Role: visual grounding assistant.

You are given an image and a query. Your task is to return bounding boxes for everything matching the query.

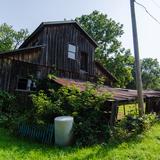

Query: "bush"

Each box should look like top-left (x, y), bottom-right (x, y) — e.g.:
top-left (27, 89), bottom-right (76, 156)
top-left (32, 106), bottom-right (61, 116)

top-left (31, 82), bottom-right (112, 146)
top-left (111, 113), bottom-right (157, 142)
top-left (0, 91), bottom-right (16, 127)
top-left (0, 90), bottom-right (34, 132)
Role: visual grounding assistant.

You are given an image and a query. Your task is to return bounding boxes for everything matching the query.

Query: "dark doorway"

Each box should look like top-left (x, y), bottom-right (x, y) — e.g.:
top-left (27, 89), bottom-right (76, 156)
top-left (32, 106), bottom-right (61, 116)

top-left (80, 52), bottom-right (88, 72)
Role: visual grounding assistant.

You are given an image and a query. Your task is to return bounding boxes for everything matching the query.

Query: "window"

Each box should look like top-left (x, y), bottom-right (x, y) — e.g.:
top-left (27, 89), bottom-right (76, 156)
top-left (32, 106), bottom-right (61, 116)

top-left (80, 52), bottom-right (88, 72)
top-left (17, 78), bottom-right (36, 91)
top-left (68, 44), bottom-right (76, 60)
top-left (17, 78), bottom-right (28, 90)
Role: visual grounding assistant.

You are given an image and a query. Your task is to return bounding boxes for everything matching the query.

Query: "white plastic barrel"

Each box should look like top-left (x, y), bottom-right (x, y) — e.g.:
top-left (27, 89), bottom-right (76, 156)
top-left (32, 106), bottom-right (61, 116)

top-left (54, 116), bottom-right (74, 146)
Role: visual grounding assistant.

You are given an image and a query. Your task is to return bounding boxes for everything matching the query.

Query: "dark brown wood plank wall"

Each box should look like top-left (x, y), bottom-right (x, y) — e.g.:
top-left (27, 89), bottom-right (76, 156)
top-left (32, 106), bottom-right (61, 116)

top-left (0, 23), bottom-right (97, 91)
top-left (0, 57), bottom-right (55, 91)
top-left (45, 23), bottom-right (96, 80)
top-left (20, 29), bottom-right (45, 65)
top-left (3, 23), bottom-right (96, 83)
top-left (0, 48), bottom-right (44, 91)
top-left (22, 30), bottom-right (44, 48)
top-left (75, 24), bottom-right (95, 78)
top-left (0, 58), bottom-right (12, 90)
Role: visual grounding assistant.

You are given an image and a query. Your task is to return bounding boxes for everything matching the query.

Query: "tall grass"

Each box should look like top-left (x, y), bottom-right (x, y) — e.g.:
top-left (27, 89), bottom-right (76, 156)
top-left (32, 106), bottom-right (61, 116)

top-left (0, 122), bottom-right (160, 160)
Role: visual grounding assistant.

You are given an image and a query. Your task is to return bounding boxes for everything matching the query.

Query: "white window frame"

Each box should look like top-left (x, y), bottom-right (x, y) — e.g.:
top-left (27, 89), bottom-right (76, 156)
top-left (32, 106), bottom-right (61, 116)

top-left (68, 44), bottom-right (76, 60)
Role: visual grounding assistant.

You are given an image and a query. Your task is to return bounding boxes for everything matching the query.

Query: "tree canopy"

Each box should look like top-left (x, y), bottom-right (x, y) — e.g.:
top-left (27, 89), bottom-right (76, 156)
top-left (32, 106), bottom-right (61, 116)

top-left (141, 58), bottom-right (160, 90)
top-left (76, 10), bottom-right (134, 87)
top-left (0, 23), bottom-right (29, 53)
top-left (76, 10), bottom-right (123, 58)
top-left (127, 58), bottom-right (160, 90)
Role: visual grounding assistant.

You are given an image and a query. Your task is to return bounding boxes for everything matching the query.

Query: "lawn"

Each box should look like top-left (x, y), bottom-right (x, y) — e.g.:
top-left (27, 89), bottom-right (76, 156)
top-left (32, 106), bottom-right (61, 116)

top-left (0, 123), bottom-right (160, 160)
top-left (117, 104), bottom-right (139, 120)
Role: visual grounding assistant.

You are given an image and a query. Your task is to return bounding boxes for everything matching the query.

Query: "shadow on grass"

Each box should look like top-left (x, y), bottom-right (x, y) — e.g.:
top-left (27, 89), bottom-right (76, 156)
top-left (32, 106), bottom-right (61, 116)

top-left (0, 128), bottom-right (79, 158)
top-left (0, 127), bottom-right (146, 160)
top-left (78, 135), bottom-right (144, 160)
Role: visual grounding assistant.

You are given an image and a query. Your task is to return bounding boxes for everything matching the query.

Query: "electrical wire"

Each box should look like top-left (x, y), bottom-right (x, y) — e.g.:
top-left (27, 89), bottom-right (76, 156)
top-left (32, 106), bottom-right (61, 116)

top-left (135, 0), bottom-right (160, 25)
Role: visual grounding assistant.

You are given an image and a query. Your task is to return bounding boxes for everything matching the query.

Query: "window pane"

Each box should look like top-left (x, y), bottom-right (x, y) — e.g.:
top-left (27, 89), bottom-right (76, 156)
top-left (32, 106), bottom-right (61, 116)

top-left (68, 51), bottom-right (75, 59)
top-left (17, 78), bottom-right (28, 90)
top-left (68, 44), bottom-right (76, 53)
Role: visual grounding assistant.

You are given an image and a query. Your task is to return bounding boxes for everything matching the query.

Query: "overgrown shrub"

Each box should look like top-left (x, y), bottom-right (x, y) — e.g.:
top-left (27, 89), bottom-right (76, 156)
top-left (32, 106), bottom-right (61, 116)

top-left (2, 75), bottom-right (157, 146)
top-left (30, 78), bottom-right (158, 146)
top-left (31, 82), bottom-right (112, 146)
top-left (0, 90), bottom-right (35, 132)
top-left (111, 113), bottom-right (157, 142)
top-left (0, 90), bottom-right (16, 128)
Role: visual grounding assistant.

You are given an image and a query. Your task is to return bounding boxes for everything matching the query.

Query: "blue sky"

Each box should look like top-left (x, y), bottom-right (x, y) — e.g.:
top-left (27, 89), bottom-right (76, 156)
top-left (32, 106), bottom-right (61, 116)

top-left (1, 0), bottom-right (160, 62)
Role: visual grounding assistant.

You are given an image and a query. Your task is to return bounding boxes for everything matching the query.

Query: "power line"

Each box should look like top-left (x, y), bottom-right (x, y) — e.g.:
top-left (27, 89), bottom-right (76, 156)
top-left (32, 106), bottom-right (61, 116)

top-left (150, 0), bottom-right (160, 9)
top-left (135, 0), bottom-right (160, 25)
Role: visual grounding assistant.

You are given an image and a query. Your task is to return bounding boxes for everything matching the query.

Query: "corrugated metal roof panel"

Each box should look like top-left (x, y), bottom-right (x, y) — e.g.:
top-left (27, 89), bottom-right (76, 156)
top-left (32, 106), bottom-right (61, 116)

top-left (53, 77), bottom-right (160, 101)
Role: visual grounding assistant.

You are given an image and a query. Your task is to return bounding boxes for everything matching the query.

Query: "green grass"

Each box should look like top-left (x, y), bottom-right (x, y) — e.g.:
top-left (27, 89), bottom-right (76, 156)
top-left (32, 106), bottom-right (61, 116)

top-left (117, 103), bottom-right (147, 120)
top-left (117, 104), bottom-right (139, 119)
top-left (1, 123), bottom-right (160, 160)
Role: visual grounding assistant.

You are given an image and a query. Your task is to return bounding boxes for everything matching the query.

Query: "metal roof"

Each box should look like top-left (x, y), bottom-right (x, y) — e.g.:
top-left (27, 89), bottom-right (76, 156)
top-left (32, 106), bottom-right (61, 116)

top-left (53, 77), bottom-right (160, 101)
top-left (20, 20), bottom-right (98, 48)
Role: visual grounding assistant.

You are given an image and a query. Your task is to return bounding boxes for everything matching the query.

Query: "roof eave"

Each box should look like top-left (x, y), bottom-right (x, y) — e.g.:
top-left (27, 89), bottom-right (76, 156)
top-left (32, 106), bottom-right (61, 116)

top-left (0, 45), bottom-right (45, 57)
top-left (19, 23), bottom-right (44, 48)
top-left (19, 21), bottom-right (98, 49)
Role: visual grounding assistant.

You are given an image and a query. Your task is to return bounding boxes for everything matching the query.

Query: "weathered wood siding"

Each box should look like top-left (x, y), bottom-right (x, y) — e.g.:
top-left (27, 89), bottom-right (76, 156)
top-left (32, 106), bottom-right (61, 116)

top-left (0, 47), bottom-right (43, 64)
top-left (20, 23), bottom-right (96, 80)
top-left (0, 47), bottom-right (52, 91)
top-left (0, 58), bottom-right (12, 90)
top-left (0, 23), bottom-right (97, 92)
top-left (94, 65), bottom-right (113, 86)
top-left (43, 24), bottom-right (96, 80)
top-left (0, 58), bottom-right (54, 91)
top-left (21, 31), bottom-right (44, 48)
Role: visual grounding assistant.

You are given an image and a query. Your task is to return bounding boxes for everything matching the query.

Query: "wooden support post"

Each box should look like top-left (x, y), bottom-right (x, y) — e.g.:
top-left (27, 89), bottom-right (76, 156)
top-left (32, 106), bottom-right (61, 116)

top-left (156, 98), bottom-right (160, 113)
top-left (135, 103), bottom-right (138, 114)
top-left (110, 101), bottom-right (118, 126)
top-left (145, 98), bottom-right (151, 114)
top-left (123, 105), bottom-right (126, 116)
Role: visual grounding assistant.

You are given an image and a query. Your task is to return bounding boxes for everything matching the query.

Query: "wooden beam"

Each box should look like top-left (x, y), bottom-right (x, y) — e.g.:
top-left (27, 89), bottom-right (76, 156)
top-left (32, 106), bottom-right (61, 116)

top-left (110, 101), bottom-right (118, 126)
top-left (123, 105), bottom-right (126, 116)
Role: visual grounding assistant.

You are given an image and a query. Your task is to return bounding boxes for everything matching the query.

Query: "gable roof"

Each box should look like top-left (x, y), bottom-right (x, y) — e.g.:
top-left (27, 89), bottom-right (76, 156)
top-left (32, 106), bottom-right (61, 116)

top-left (94, 61), bottom-right (118, 83)
top-left (20, 20), bottom-right (98, 48)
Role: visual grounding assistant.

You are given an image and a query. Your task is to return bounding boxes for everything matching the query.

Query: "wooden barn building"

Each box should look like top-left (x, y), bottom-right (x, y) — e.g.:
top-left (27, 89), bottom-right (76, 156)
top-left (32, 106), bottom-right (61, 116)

top-left (0, 21), bottom-right (117, 90)
top-left (0, 21), bottom-right (160, 124)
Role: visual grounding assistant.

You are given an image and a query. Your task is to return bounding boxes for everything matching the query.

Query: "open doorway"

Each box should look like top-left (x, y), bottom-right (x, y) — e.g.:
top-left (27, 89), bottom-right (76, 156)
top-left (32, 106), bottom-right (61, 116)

top-left (80, 52), bottom-right (88, 72)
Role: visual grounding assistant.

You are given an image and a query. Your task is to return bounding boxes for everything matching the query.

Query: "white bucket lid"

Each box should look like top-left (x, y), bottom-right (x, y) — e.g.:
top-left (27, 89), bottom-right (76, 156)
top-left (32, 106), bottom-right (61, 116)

top-left (55, 116), bottom-right (73, 121)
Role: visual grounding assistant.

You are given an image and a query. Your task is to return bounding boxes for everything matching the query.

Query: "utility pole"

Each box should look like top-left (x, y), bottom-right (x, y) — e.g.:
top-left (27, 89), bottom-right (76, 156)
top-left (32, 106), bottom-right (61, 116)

top-left (130, 0), bottom-right (145, 116)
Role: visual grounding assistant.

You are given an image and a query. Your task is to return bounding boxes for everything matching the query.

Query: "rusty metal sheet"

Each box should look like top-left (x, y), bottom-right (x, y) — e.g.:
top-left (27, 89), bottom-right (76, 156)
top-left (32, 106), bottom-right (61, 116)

top-left (53, 77), bottom-right (160, 101)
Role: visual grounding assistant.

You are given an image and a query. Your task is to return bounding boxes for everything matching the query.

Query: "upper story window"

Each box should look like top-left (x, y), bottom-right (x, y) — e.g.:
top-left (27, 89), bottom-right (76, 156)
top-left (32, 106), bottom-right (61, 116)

top-left (68, 44), bottom-right (76, 60)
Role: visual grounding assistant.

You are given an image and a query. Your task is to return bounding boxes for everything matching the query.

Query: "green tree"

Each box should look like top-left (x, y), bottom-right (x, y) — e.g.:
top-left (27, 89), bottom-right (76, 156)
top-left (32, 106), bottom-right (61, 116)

top-left (127, 58), bottom-right (160, 90)
top-left (141, 58), bottom-right (160, 90)
top-left (76, 11), bottom-right (134, 87)
top-left (105, 49), bottom-right (134, 87)
top-left (0, 23), bottom-right (29, 52)
top-left (76, 10), bottom-right (123, 58)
